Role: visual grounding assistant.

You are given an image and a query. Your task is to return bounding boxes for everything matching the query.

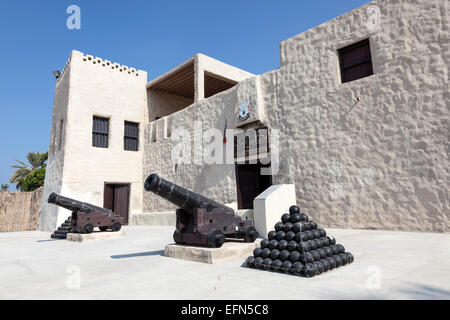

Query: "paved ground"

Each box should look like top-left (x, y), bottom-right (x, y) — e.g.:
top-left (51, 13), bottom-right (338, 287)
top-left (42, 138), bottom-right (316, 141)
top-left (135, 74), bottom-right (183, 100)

top-left (0, 226), bottom-right (449, 299)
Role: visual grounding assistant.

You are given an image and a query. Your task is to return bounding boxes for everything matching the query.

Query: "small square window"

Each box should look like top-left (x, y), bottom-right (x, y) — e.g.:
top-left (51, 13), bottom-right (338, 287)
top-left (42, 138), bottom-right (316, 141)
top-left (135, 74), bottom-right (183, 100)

top-left (124, 121), bottom-right (139, 151)
top-left (92, 116), bottom-right (109, 148)
top-left (338, 38), bottom-right (374, 83)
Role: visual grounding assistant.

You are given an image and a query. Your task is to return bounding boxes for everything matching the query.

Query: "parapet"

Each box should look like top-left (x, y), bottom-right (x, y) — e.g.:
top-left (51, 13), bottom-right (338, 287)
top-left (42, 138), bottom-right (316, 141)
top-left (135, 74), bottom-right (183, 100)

top-left (58, 50), bottom-right (147, 82)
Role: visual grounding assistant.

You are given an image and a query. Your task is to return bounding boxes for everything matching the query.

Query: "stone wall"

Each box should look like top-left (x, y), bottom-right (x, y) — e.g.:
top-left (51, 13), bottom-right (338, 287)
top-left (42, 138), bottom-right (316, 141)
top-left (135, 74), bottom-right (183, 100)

top-left (141, 0), bottom-right (449, 232)
top-left (0, 188), bottom-right (43, 232)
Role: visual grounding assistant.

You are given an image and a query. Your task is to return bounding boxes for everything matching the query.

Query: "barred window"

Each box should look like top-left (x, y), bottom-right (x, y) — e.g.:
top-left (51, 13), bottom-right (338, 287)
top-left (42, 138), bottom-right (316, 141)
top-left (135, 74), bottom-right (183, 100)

top-left (92, 116), bottom-right (109, 148)
top-left (338, 38), bottom-right (373, 83)
top-left (124, 121), bottom-right (139, 151)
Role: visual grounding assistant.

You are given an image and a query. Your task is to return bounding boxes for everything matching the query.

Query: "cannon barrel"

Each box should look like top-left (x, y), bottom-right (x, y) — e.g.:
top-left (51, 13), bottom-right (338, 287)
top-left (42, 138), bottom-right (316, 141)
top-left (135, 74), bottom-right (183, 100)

top-left (144, 173), bottom-right (234, 215)
top-left (48, 192), bottom-right (112, 215)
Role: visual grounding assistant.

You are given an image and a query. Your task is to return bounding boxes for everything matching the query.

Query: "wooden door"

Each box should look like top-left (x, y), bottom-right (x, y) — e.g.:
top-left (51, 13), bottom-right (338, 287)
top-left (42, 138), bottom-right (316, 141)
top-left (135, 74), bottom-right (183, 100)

top-left (236, 163), bottom-right (272, 209)
top-left (114, 184), bottom-right (130, 225)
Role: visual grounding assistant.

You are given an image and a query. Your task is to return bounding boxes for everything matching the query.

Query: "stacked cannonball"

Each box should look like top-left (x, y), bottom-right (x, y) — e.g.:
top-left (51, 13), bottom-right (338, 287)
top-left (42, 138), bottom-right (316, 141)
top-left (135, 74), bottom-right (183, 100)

top-left (245, 205), bottom-right (354, 277)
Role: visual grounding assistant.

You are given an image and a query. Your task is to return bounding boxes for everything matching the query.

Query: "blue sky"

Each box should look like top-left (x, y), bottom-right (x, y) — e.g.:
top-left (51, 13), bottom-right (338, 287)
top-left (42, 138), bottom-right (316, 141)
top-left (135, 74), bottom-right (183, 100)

top-left (0, 0), bottom-right (368, 190)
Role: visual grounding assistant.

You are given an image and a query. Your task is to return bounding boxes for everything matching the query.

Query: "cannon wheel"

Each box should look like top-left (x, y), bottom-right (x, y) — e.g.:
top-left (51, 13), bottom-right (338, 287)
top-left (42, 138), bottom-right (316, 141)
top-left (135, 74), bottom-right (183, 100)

top-left (111, 222), bottom-right (121, 232)
top-left (206, 229), bottom-right (225, 248)
top-left (99, 226), bottom-right (109, 232)
top-left (242, 226), bottom-right (258, 243)
top-left (81, 223), bottom-right (94, 234)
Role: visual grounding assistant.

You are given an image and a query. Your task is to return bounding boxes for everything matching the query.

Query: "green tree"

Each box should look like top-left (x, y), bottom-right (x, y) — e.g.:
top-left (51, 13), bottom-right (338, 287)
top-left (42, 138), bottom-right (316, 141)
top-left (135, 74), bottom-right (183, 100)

top-left (1, 184), bottom-right (9, 191)
top-left (9, 152), bottom-right (48, 191)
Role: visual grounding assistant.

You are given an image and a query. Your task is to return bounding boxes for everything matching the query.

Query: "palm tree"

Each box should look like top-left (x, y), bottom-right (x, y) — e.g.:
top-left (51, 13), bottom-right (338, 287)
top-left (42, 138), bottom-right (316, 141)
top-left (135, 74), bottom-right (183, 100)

top-left (9, 152), bottom-right (48, 190)
top-left (1, 184), bottom-right (9, 191)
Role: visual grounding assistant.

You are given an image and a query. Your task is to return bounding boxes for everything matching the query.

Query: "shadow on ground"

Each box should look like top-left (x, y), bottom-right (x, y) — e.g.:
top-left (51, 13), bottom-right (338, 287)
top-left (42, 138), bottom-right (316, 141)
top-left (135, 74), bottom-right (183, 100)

top-left (110, 250), bottom-right (164, 259)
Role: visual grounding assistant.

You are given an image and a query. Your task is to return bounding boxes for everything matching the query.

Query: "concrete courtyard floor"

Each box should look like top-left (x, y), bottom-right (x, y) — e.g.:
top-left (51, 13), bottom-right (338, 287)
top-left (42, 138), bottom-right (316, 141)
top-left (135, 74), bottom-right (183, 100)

top-left (0, 226), bottom-right (449, 300)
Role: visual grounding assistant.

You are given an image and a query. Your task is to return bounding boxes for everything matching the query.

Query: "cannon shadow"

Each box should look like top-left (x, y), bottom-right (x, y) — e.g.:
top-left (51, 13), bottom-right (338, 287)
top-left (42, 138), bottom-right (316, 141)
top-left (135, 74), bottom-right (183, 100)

top-left (110, 249), bottom-right (164, 259)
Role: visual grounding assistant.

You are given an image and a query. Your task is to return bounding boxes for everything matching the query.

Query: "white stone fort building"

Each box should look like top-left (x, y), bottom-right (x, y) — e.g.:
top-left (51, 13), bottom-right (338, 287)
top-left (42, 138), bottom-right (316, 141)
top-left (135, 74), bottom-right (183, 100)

top-left (39, 0), bottom-right (449, 233)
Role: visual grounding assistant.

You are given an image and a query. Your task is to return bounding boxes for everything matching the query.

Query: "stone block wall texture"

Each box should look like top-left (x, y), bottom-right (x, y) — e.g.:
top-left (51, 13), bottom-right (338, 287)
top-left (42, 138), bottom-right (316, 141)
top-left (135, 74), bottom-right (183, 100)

top-left (0, 188), bottom-right (43, 232)
top-left (143, 0), bottom-right (449, 232)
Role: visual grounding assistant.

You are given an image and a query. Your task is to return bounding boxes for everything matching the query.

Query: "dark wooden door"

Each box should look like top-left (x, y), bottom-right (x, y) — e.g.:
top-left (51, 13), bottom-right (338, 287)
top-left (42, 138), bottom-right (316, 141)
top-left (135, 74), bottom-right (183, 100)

top-left (114, 185), bottom-right (130, 224)
top-left (103, 183), bottom-right (130, 225)
top-left (236, 163), bottom-right (272, 209)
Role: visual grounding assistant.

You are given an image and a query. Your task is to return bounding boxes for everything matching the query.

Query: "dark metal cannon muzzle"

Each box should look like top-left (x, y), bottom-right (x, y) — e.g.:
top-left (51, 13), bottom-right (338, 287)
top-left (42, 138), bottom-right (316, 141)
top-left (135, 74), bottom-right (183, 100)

top-left (144, 174), bottom-right (235, 215)
top-left (47, 192), bottom-right (112, 215)
top-left (144, 173), bottom-right (258, 248)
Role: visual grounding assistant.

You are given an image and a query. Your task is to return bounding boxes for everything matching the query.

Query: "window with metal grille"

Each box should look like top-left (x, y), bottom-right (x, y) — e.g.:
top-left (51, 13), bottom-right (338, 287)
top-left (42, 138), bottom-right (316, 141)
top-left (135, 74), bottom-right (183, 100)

top-left (338, 38), bottom-right (374, 83)
top-left (124, 121), bottom-right (139, 151)
top-left (92, 116), bottom-right (109, 148)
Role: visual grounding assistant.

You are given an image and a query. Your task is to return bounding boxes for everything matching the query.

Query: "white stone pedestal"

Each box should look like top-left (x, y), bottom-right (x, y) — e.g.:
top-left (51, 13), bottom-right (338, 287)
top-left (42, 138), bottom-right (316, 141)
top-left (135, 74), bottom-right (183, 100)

top-left (66, 231), bottom-right (125, 242)
top-left (164, 239), bottom-right (260, 264)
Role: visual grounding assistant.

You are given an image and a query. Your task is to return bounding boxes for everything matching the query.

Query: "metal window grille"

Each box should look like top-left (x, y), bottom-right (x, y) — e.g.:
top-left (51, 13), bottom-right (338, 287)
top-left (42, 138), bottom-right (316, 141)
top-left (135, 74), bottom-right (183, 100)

top-left (338, 38), bottom-right (374, 83)
top-left (92, 116), bottom-right (109, 148)
top-left (124, 121), bottom-right (139, 151)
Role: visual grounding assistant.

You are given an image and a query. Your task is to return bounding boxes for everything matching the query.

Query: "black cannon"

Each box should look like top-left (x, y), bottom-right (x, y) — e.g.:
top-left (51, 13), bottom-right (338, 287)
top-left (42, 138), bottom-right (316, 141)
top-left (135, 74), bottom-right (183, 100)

top-left (144, 174), bottom-right (258, 248)
top-left (48, 192), bottom-right (123, 236)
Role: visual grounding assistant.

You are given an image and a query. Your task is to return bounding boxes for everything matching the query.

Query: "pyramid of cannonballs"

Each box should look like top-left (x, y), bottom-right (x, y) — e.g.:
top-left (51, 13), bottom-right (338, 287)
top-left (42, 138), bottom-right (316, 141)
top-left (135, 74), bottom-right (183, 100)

top-left (245, 205), bottom-right (354, 277)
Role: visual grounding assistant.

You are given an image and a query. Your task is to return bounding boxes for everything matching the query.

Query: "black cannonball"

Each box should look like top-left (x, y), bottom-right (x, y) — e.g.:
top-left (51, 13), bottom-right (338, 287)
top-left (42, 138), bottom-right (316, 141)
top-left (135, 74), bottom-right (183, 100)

top-left (277, 239), bottom-right (288, 250)
top-left (323, 246), bottom-right (333, 257)
top-left (292, 223), bottom-right (301, 233)
top-left (291, 262), bottom-right (304, 275)
top-left (318, 229), bottom-right (326, 237)
top-left (309, 221), bottom-right (317, 229)
top-left (254, 257), bottom-right (264, 268)
top-left (304, 222), bottom-right (312, 231)
top-left (301, 252), bottom-right (314, 264)
top-left (271, 259), bottom-right (282, 271)
top-left (290, 213), bottom-right (301, 223)
top-left (281, 260), bottom-right (293, 272)
top-left (276, 231), bottom-right (286, 241)
top-left (274, 222), bottom-right (284, 232)
top-left (279, 250), bottom-right (290, 261)
top-left (325, 256), bottom-right (336, 270)
top-left (289, 205), bottom-right (300, 215)
top-left (336, 244), bottom-right (345, 254)
top-left (339, 253), bottom-right (349, 265)
top-left (333, 255), bottom-right (343, 267)
top-left (269, 239), bottom-right (278, 250)
top-left (303, 263), bottom-right (318, 277)
top-left (262, 258), bottom-right (273, 270)
top-left (305, 231), bottom-right (314, 241)
top-left (327, 235), bottom-right (336, 245)
top-left (285, 231), bottom-right (296, 242)
top-left (308, 240), bottom-right (317, 250)
top-left (284, 222), bottom-right (293, 232)
top-left (320, 259), bottom-right (330, 272)
top-left (320, 237), bottom-right (330, 247)
top-left (297, 241), bottom-right (310, 253)
top-left (261, 248), bottom-right (271, 259)
top-left (281, 214), bottom-right (291, 223)
top-left (269, 249), bottom-right (280, 260)
top-left (260, 239), bottom-right (270, 249)
top-left (346, 252), bottom-right (354, 263)
top-left (330, 245), bottom-right (340, 255)
top-left (312, 229), bottom-right (321, 239)
top-left (267, 231), bottom-right (277, 240)
top-left (295, 232), bottom-right (308, 243)
top-left (289, 251), bottom-right (301, 263)
top-left (310, 250), bottom-right (321, 261)
top-left (299, 213), bottom-right (309, 222)
top-left (317, 248), bottom-right (327, 259)
top-left (246, 256), bottom-right (255, 267)
top-left (315, 261), bottom-right (325, 274)
top-left (313, 239), bottom-right (323, 249)
top-left (253, 247), bottom-right (262, 258)
top-left (287, 240), bottom-right (298, 252)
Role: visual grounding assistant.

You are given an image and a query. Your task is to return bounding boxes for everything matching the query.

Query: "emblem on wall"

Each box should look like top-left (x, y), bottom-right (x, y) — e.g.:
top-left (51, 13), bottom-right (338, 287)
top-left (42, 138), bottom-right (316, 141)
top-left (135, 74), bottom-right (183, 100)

top-left (236, 101), bottom-right (252, 121)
